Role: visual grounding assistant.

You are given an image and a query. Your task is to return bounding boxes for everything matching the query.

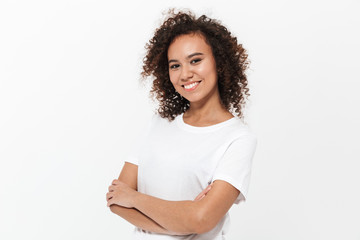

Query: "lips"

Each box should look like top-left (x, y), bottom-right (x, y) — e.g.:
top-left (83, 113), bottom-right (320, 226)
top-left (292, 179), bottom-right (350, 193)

top-left (182, 81), bottom-right (202, 91)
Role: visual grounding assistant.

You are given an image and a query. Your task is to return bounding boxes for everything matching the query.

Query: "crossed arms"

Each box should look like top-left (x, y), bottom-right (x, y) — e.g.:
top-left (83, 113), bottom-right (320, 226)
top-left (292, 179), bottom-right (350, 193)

top-left (106, 162), bottom-right (240, 235)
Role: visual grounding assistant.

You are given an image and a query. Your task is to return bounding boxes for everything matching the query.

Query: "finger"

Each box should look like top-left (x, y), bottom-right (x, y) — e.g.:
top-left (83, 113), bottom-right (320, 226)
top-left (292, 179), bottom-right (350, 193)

top-left (200, 184), bottom-right (212, 195)
top-left (198, 194), bottom-right (205, 201)
top-left (194, 184), bottom-right (212, 201)
top-left (112, 179), bottom-right (119, 185)
top-left (107, 198), bottom-right (117, 207)
top-left (194, 194), bottom-right (203, 201)
top-left (194, 191), bottom-right (207, 201)
top-left (108, 185), bottom-right (114, 192)
top-left (106, 192), bottom-right (113, 201)
top-left (194, 191), bottom-right (206, 201)
top-left (203, 184), bottom-right (212, 194)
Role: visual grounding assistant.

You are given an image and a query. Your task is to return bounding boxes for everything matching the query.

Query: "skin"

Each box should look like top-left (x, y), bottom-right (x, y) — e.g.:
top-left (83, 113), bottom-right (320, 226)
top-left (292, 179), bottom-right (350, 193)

top-left (107, 33), bottom-right (240, 235)
top-left (108, 162), bottom-right (214, 235)
top-left (108, 162), bottom-right (211, 235)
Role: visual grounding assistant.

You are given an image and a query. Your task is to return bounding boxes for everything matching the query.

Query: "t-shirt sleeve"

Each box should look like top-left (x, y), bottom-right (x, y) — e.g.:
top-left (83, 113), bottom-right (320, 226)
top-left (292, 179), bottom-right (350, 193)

top-left (123, 114), bottom-right (156, 166)
top-left (212, 131), bottom-right (257, 204)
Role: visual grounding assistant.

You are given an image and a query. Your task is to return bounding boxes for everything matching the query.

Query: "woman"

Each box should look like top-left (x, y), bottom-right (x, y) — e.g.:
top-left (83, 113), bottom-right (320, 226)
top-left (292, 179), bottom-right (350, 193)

top-left (106, 9), bottom-right (257, 239)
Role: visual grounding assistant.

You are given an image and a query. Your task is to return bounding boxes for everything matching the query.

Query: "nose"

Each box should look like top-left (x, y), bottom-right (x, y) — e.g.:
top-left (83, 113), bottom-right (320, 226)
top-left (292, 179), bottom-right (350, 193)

top-left (180, 65), bottom-right (193, 82)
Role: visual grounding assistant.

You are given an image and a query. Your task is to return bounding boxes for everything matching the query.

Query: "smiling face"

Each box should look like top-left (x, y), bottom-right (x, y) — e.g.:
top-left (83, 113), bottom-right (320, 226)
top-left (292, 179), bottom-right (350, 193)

top-left (167, 33), bottom-right (220, 105)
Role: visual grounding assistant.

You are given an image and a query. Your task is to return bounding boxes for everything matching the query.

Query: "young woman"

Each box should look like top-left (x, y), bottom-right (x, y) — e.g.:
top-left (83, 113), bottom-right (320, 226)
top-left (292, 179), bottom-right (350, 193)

top-left (106, 9), bottom-right (257, 239)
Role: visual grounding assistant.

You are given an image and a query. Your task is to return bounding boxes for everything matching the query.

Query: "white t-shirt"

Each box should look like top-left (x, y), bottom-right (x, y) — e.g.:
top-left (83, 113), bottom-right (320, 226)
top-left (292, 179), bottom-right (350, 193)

top-left (125, 113), bottom-right (257, 240)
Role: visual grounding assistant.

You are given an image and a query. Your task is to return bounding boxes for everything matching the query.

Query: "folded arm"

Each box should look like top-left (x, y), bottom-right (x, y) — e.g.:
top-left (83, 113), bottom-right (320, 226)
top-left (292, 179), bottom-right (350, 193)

top-left (108, 170), bottom-right (239, 234)
top-left (130, 180), bottom-right (239, 234)
top-left (109, 205), bottom-right (189, 235)
top-left (108, 162), bottom-right (191, 235)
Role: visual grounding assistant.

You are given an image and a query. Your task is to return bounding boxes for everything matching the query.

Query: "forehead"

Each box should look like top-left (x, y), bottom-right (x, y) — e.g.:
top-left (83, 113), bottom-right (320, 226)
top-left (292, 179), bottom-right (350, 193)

top-left (167, 33), bottom-right (212, 58)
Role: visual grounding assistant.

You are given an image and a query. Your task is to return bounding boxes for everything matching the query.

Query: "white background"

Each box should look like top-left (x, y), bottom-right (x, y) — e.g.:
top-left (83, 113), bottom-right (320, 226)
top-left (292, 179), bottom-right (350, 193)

top-left (0, 0), bottom-right (359, 239)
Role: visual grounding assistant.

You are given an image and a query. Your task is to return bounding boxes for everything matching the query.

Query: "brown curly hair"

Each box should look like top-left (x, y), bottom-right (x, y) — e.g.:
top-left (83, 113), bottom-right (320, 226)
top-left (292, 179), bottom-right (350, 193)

top-left (142, 9), bottom-right (250, 121)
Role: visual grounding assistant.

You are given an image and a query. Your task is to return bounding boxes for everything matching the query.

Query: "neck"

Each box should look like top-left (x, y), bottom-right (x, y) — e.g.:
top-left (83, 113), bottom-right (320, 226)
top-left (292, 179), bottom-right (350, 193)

top-left (185, 89), bottom-right (230, 119)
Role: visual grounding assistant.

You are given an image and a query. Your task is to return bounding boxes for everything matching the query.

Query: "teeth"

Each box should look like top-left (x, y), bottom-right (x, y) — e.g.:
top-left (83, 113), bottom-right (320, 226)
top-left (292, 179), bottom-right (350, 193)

top-left (184, 82), bottom-right (199, 89)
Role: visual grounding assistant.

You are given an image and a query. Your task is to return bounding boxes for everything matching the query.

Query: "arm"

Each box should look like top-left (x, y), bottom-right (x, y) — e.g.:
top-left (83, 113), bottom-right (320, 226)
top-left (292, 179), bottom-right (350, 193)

top-left (108, 162), bottom-right (190, 235)
top-left (109, 206), bottom-right (175, 234)
top-left (108, 179), bottom-right (239, 234)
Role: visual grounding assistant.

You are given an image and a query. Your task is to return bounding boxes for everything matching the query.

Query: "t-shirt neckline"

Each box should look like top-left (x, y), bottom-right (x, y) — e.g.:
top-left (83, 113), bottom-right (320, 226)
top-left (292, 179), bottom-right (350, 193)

top-left (176, 112), bottom-right (237, 133)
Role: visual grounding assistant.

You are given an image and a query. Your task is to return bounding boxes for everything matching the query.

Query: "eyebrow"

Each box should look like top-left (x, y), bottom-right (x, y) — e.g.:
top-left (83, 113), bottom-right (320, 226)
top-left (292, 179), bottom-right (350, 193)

top-left (168, 52), bottom-right (204, 64)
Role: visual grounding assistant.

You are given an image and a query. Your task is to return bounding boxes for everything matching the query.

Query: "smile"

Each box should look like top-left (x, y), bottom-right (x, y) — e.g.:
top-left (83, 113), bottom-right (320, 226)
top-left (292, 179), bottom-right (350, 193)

top-left (182, 81), bottom-right (201, 91)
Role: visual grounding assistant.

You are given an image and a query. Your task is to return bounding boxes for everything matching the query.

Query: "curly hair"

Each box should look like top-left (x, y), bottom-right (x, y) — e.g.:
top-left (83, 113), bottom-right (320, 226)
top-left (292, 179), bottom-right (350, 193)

top-left (142, 9), bottom-right (250, 121)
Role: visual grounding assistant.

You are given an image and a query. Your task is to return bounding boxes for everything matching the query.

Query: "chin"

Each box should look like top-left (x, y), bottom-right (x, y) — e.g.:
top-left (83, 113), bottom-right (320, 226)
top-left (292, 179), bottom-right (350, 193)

top-left (183, 96), bottom-right (203, 104)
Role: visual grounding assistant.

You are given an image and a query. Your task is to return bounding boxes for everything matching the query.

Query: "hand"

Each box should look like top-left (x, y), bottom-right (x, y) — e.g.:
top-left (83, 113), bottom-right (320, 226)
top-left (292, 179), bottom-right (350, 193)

top-left (194, 183), bottom-right (213, 201)
top-left (106, 179), bottom-right (137, 208)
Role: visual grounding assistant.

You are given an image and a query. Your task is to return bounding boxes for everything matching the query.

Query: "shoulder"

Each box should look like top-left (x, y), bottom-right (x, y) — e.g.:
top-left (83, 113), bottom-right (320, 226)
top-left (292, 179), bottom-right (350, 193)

top-left (226, 118), bottom-right (257, 143)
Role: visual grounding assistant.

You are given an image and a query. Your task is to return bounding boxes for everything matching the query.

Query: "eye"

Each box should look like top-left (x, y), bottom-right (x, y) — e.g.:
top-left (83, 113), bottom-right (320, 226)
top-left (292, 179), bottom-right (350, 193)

top-left (190, 58), bottom-right (202, 64)
top-left (170, 64), bottom-right (180, 69)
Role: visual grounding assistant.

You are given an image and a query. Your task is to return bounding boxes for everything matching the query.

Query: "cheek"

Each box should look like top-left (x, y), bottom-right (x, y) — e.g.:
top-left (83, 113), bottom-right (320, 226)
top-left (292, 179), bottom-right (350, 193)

top-left (198, 65), bottom-right (217, 81)
top-left (198, 60), bottom-right (216, 77)
top-left (168, 71), bottom-right (178, 85)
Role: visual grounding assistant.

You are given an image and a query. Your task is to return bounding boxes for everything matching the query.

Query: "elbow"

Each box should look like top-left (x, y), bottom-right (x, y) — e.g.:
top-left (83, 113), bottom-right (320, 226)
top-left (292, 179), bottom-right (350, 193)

top-left (109, 205), bottom-right (128, 217)
top-left (109, 205), bottom-right (117, 213)
top-left (109, 204), bottom-right (121, 214)
top-left (192, 211), bottom-right (217, 234)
